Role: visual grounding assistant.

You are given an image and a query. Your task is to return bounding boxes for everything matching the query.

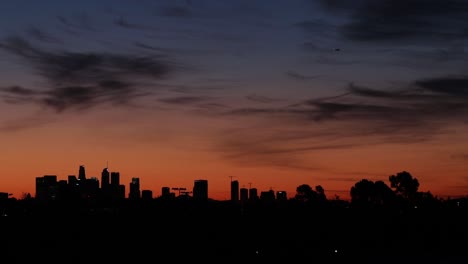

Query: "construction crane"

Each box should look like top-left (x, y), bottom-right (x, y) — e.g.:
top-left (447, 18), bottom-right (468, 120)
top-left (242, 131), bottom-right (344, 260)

top-left (180, 191), bottom-right (192, 197)
top-left (171, 187), bottom-right (187, 196)
top-left (228, 175), bottom-right (236, 182)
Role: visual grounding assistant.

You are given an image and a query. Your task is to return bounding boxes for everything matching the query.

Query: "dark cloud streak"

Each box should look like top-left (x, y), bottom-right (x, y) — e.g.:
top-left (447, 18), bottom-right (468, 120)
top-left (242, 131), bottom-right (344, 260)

top-left (286, 71), bottom-right (322, 81)
top-left (0, 35), bottom-right (177, 112)
top-left (221, 74), bottom-right (468, 164)
top-left (158, 96), bottom-right (211, 105)
top-left (316, 0), bottom-right (468, 43)
top-left (245, 94), bottom-right (284, 104)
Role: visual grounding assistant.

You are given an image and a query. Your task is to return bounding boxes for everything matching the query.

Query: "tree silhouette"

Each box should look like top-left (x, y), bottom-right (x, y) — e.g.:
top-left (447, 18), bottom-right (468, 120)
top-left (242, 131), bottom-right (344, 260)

top-left (389, 171), bottom-right (419, 200)
top-left (315, 185), bottom-right (326, 200)
top-left (350, 179), bottom-right (375, 206)
top-left (295, 184), bottom-right (317, 202)
top-left (350, 179), bottom-right (395, 207)
top-left (373, 180), bottom-right (396, 206)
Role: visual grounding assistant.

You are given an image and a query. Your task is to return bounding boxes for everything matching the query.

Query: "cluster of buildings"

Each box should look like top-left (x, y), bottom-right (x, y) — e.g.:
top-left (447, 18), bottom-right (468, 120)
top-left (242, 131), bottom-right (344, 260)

top-left (32, 165), bottom-right (288, 202)
top-left (228, 179), bottom-right (287, 202)
top-left (35, 165), bottom-right (147, 202)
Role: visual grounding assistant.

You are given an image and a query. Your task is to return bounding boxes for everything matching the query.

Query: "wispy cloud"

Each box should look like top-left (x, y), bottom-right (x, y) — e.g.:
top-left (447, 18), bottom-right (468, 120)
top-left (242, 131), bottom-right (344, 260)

top-left (213, 74), bottom-right (468, 169)
top-left (285, 71), bottom-right (322, 81)
top-left (0, 36), bottom-right (177, 112)
top-left (245, 94), bottom-right (285, 104)
top-left (229, 75), bottom-right (468, 127)
top-left (158, 96), bottom-right (212, 105)
top-left (213, 134), bottom-right (324, 171)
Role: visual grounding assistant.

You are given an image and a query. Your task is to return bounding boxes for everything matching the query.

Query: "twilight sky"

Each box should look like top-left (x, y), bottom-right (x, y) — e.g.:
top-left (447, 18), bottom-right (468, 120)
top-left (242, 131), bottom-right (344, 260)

top-left (1, 0), bottom-right (468, 200)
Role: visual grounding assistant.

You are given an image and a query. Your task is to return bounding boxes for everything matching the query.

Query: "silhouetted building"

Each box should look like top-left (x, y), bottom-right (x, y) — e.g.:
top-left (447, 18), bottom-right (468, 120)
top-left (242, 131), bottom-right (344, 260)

top-left (0, 192), bottom-right (8, 201)
top-left (100, 167), bottom-right (110, 200)
top-left (85, 177), bottom-right (100, 199)
top-left (231, 180), bottom-right (239, 201)
top-left (240, 188), bottom-right (248, 201)
top-left (78, 165), bottom-right (86, 181)
top-left (161, 186), bottom-right (175, 199)
top-left (129, 177), bottom-right (141, 199)
top-left (260, 190), bottom-right (275, 201)
top-left (276, 191), bottom-right (287, 201)
top-left (68, 175), bottom-right (78, 186)
top-left (142, 190), bottom-right (153, 200)
top-left (36, 175), bottom-right (58, 201)
top-left (172, 187), bottom-right (188, 197)
top-left (57, 180), bottom-right (68, 200)
top-left (249, 188), bottom-right (258, 200)
top-left (117, 184), bottom-right (125, 200)
top-left (162, 187), bottom-right (170, 196)
top-left (101, 168), bottom-right (110, 188)
top-left (67, 175), bottom-right (80, 200)
top-left (111, 172), bottom-right (120, 186)
top-left (110, 172), bottom-right (124, 200)
top-left (193, 179), bottom-right (208, 200)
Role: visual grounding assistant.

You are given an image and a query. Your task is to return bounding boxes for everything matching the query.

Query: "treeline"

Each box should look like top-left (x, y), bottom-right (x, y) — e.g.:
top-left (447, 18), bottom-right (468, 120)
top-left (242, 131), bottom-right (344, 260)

top-left (293, 171), bottom-right (448, 210)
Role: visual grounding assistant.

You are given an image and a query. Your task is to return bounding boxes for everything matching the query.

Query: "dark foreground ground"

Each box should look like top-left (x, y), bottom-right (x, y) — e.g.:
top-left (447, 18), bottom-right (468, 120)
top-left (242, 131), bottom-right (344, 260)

top-left (1, 201), bottom-right (468, 263)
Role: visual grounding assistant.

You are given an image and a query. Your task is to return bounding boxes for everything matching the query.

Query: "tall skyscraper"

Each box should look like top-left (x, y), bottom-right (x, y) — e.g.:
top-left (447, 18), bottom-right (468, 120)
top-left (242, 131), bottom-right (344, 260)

top-left (101, 167), bottom-right (110, 199)
top-left (78, 165), bottom-right (86, 181)
top-left (85, 177), bottom-right (100, 199)
top-left (193, 179), bottom-right (208, 200)
top-left (129, 177), bottom-right (141, 199)
top-left (101, 167), bottom-right (110, 190)
top-left (109, 172), bottom-right (124, 199)
top-left (231, 180), bottom-right (239, 201)
top-left (111, 172), bottom-right (120, 186)
top-left (240, 187), bottom-right (248, 202)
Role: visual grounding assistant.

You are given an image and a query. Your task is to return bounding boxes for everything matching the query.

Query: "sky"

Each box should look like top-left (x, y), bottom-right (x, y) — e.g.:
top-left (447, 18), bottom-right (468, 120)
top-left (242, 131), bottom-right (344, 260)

top-left (1, 0), bottom-right (468, 201)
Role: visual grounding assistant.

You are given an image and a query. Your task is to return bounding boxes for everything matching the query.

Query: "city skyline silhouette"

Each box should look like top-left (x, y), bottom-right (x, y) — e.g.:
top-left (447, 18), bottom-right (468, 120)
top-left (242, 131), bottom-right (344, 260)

top-left (0, 163), bottom-right (463, 205)
top-left (4, 163), bottom-right (464, 203)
